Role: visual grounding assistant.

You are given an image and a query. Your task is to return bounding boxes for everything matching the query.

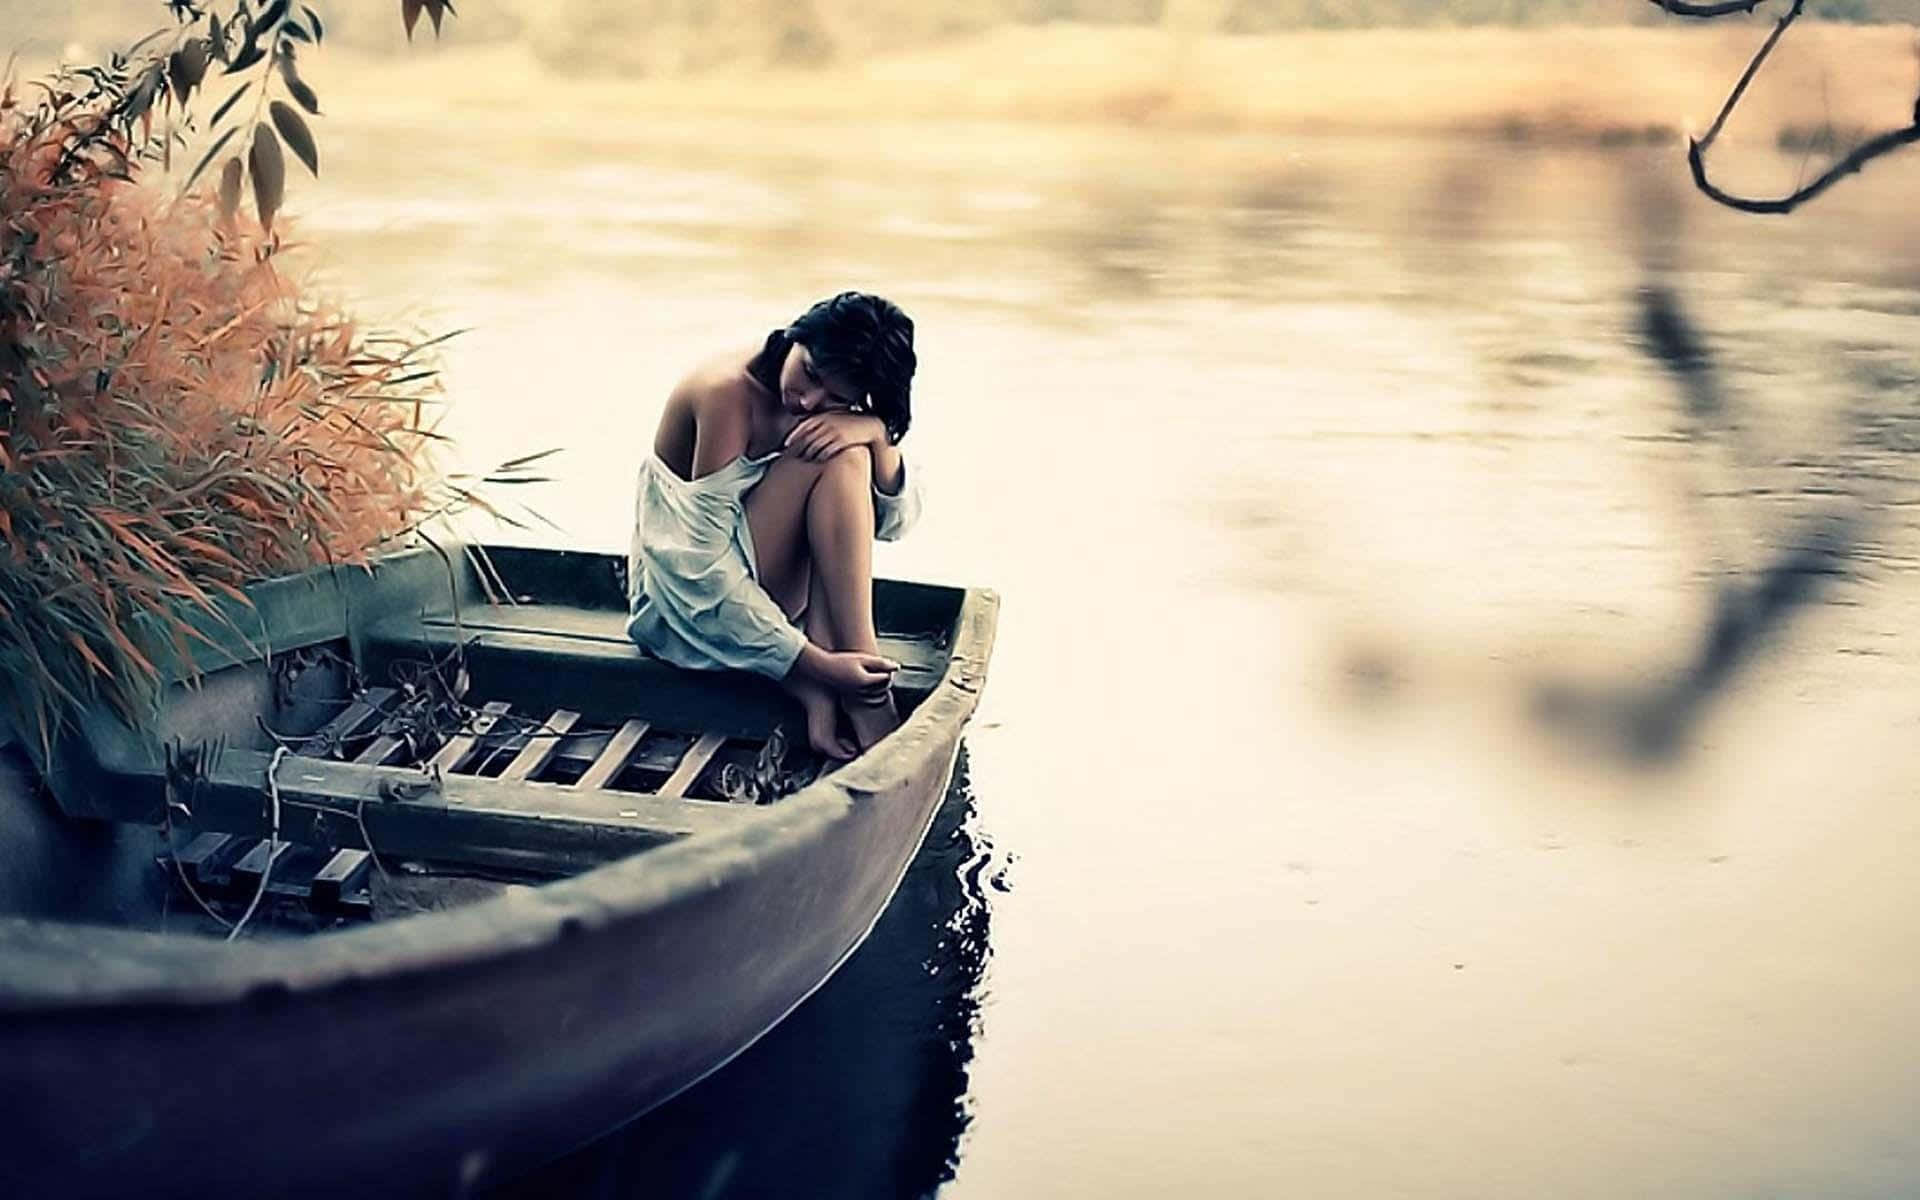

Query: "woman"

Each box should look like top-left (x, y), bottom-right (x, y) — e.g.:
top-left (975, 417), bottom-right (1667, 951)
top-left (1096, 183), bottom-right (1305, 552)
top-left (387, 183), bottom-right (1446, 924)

top-left (626, 292), bottom-right (923, 760)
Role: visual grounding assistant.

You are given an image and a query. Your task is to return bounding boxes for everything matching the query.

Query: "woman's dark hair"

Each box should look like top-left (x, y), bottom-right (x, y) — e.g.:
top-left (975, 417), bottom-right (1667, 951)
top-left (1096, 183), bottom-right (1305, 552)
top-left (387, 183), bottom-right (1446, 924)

top-left (748, 291), bottom-right (917, 443)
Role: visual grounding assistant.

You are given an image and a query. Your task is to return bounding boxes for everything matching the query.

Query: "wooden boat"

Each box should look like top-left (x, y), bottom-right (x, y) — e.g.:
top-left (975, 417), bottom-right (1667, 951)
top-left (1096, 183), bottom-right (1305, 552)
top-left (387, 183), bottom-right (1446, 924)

top-left (505, 753), bottom-right (994, 1198)
top-left (0, 544), bottom-right (996, 1198)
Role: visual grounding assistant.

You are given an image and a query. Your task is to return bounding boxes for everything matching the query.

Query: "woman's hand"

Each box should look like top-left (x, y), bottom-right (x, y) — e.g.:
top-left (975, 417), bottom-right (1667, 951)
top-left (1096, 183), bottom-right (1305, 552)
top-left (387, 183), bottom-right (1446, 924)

top-left (808, 648), bottom-right (899, 701)
top-left (784, 412), bottom-right (885, 462)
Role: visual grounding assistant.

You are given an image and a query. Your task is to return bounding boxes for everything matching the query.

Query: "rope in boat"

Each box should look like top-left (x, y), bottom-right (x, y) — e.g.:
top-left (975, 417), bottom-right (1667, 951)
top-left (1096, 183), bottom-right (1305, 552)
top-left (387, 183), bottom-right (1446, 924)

top-left (226, 744), bottom-right (286, 942)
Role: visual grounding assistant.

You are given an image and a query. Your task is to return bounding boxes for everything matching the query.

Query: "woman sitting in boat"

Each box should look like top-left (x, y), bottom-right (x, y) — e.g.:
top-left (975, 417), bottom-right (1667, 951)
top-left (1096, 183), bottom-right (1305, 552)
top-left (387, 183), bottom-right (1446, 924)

top-left (627, 292), bottom-right (922, 760)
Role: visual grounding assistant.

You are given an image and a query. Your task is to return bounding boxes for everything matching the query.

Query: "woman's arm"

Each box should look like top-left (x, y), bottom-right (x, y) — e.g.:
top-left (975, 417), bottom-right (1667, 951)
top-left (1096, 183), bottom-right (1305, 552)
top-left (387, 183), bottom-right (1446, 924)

top-left (783, 412), bottom-right (922, 539)
top-left (868, 438), bottom-right (907, 497)
top-left (789, 641), bottom-right (898, 700)
top-left (689, 386), bottom-right (751, 479)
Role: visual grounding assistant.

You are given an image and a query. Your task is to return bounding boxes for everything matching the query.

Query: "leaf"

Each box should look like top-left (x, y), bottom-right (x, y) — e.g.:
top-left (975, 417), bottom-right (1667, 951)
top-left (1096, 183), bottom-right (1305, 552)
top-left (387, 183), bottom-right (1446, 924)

top-left (208, 81), bottom-right (250, 127)
top-left (185, 38), bottom-right (210, 85)
top-left (402, 0), bottom-right (425, 40)
top-left (278, 55), bottom-right (320, 114)
top-left (168, 39), bottom-right (208, 102)
top-left (490, 447), bottom-right (563, 472)
top-left (125, 64), bottom-right (164, 122)
top-left (218, 155), bottom-right (242, 218)
top-left (430, 1), bottom-right (457, 35)
top-left (250, 0), bottom-right (291, 41)
top-left (303, 6), bottom-right (325, 43)
top-left (168, 50), bottom-right (192, 104)
top-left (269, 101), bottom-right (317, 176)
top-left (225, 37), bottom-right (267, 75)
top-left (248, 122), bottom-right (285, 230)
top-left (184, 124), bottom-right (237, 191)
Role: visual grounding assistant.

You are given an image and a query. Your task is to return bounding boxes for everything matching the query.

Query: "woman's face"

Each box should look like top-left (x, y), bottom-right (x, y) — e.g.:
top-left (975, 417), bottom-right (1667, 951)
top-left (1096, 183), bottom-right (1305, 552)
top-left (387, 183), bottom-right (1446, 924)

top-left (777, 342), bottom-right (863, 418)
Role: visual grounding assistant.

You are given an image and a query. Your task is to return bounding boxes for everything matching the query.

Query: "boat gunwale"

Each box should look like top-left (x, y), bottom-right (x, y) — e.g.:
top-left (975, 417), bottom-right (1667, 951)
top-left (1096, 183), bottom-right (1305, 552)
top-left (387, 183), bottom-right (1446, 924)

top-left (0, 571), bottom-right (998, 1013)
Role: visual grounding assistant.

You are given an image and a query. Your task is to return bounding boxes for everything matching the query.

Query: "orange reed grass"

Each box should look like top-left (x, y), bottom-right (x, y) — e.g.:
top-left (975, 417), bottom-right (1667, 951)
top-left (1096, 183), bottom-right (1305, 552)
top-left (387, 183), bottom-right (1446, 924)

top-left (1, 68), bottom-right (451, 755)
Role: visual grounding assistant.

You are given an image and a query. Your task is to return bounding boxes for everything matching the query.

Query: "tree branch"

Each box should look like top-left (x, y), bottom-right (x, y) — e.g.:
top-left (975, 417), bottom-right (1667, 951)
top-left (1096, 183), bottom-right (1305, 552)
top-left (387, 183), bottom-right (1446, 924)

top-left (1659, 0), bottom-right (1920, 214)
top-left (1695, 0), bottom-right (1804, 153)
top-left (1644, 0), bottom-right (1767, 16)
top-left (1688, 122), bottom-right (1920, 213)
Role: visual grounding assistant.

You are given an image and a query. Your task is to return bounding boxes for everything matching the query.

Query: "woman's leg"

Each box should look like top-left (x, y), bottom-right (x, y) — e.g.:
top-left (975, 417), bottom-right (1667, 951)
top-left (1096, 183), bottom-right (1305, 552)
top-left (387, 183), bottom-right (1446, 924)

top-left (795, 450), bottom-right (899, 749)
top-left (746, 446), bottom-right (897, 755)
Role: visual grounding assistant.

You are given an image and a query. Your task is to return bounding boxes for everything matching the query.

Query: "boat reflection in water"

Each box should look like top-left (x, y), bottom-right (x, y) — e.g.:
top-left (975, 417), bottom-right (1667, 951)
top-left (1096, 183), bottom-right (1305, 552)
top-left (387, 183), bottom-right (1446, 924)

top-left (496, 752), bottom-right (1000, 1200)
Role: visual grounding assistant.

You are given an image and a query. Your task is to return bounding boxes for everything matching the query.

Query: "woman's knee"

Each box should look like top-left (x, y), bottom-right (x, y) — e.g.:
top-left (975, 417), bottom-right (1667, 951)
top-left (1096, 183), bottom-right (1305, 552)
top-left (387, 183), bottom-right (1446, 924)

top-left (820, 443), bottom-right (873, 490)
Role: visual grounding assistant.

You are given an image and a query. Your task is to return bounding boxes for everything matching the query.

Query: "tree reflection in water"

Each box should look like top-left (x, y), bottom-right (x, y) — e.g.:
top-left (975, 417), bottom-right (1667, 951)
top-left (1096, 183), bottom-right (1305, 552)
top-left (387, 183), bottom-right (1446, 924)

top-left (492, 749), bottom-right (999, 1200)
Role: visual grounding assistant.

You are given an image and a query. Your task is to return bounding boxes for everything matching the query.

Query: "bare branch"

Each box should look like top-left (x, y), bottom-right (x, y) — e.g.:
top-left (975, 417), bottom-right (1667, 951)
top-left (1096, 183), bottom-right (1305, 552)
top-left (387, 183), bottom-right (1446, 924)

top-left (1696, 0), bottom-right (1804, 153)
top-left (1665, 0), bottom-right (1920, 214)
top-left (1688, 123), bottom-right (1920, 213)
top-left (1643, 0), bottom-right (1767, 16)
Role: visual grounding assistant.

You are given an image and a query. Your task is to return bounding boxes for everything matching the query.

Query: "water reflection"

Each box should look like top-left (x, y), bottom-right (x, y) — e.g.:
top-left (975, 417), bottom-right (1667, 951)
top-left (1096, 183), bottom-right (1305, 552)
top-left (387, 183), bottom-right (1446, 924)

top-left (1531, 284), bottom-right (1873, 762)
top-left (490, 752), bottom-right (1000, 1200)
top-left (283, 75), bottom-right (1920, 1192)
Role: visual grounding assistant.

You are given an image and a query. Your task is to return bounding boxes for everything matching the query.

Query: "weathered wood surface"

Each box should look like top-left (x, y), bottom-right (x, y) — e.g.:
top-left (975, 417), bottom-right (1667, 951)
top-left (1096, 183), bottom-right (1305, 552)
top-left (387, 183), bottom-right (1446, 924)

top-left (229, 839), bottom-right (295, 895)
top-left (362, 603), bottom-right (948, 740)
top-left (310, 849), bottom-right (372, 908)
top-left (416, 603), bottom-right (946, 688)
top-left (499, 709), bottom-right (579, 782)
top-left (353, 733), bottom-right (407, 766)
top-left (0, 561), bottom-right (997, 1200)
top-left (659, 732), bottom-right (727, 798)
top-left (576, 719), bottom-right (649, 792)
top-left (429, 700), bottom-right (512, 773)
top-left (174, 832), bottom-right (247, 889)
top-left (178, 748), bottom-right (756, 875)
top-left (295, 687), bottom-right (396, 757)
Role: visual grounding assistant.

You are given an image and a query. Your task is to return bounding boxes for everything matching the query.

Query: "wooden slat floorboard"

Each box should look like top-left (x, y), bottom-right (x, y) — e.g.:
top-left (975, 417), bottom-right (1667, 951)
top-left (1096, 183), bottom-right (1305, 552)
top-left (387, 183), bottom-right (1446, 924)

top-left (576, 719), bottom-right (649, 791)
top-left (353, 735), bottom-right (407, 766)
top-left (658, 732), bottom-right (727, 799)
top-left (429, 700), bottom-right (512, 773)
top-left (499, 709), bottom-right (579, 781)
top-left (229, 839), bottom-right (295, 894)
top-left (310, 849), bottom-right (372, 909)
top-left (175, 832), bottom-right (248, 889)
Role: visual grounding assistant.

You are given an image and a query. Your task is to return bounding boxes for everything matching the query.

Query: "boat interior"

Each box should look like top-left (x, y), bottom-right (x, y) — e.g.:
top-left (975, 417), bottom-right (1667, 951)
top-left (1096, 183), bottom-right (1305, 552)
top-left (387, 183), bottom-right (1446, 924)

top-left (0, 545), bottom-right (967, 938)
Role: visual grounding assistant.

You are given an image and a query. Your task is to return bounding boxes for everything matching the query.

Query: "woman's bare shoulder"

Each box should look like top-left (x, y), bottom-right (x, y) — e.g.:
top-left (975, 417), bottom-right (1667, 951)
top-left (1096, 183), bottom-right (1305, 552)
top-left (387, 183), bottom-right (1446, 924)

top-left (670, 346), bottom-right (760, 415)
top-left (658, 347), bottom-right (760, 473)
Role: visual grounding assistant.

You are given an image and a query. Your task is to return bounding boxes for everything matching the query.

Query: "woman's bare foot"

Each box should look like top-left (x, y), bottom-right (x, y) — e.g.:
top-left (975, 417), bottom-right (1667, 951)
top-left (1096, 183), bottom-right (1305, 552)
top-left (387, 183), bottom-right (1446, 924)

top-left (842, 691), bottom-right (900, 752)
top-left (796, 680), bottom-right (857, 760)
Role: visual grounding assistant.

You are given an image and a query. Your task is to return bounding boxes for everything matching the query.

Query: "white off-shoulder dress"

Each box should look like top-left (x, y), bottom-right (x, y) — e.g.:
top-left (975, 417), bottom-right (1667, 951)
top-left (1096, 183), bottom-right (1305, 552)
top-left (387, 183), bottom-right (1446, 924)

top-left (625, 450), bottom-right (923, 679)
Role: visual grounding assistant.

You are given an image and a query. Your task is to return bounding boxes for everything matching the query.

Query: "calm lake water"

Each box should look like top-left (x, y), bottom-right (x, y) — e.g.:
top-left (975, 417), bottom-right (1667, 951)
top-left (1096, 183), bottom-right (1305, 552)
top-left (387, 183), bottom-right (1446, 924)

top-left (295, 79), bottom-right (1920, 1197)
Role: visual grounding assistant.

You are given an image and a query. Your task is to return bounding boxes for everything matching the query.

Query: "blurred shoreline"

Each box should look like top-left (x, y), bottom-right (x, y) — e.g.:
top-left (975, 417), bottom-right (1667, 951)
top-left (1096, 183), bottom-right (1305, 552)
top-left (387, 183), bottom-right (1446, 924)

top-left (280, 20), bottom-right (1920, 148)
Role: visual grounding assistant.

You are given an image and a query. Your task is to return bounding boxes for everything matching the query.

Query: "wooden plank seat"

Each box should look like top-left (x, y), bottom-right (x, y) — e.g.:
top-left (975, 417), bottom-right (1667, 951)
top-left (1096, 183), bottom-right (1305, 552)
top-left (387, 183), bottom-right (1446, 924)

top-left (361, 604), bottom-right (947, 740)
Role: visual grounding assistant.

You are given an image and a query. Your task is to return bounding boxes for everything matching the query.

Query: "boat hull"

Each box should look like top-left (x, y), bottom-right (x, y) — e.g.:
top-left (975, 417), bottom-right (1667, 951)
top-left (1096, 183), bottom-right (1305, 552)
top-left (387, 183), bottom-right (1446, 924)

top-left (0, 723), bottom-right (960, 1198)
top-left (0, 547), bottom-right (998, 1198)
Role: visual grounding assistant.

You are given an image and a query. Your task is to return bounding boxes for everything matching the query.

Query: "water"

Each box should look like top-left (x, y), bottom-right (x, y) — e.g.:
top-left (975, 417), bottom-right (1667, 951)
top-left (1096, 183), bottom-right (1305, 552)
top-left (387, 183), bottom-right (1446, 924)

top-left (293, 70), bottom-right (1920, 1198)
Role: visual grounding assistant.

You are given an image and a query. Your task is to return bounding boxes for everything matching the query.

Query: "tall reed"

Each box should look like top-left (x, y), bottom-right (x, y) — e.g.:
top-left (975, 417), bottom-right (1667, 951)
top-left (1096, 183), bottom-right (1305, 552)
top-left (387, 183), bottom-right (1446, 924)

top-left (0, 60), bottom-right (471, 757)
